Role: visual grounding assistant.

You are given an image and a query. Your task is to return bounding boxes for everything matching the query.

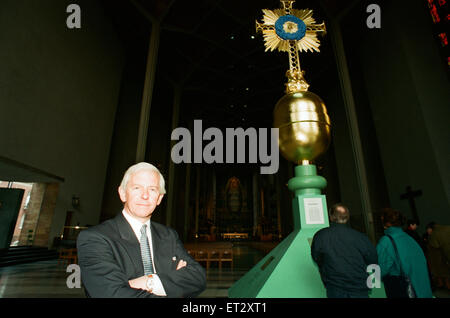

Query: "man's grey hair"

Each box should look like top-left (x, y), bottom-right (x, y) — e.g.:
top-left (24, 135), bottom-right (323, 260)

top-left (329, 203), bottom-right (350, 224)
top-left (119, 162), bottom-right (166, 194)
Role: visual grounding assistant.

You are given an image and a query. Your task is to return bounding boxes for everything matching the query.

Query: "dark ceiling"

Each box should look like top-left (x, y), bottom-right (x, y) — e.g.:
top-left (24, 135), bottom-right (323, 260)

top-left (102, 0), bottom-right (357, 129)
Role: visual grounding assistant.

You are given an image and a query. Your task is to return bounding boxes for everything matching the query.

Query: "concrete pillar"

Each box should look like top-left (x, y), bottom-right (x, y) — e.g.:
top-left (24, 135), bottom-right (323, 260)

top-left (136, 22), bottom-right (161, 162)
top-left (183, 163), bottom-right (191, 242)
top-left (329, 19), bottom-right (376, 243)
top-left (165, 85), bottom-right (182, 227)
top-left (194, 166), bottom-right (200, 238)
top-left (252, 171), bottom-right (259, 237)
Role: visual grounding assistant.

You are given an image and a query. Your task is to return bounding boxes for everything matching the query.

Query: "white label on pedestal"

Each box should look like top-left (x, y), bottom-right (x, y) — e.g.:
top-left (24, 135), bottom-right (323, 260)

top-left (304, 198), bottom-right (325, 224)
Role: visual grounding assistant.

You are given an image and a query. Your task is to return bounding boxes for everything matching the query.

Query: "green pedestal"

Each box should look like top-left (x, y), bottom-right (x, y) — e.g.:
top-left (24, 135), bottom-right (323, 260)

top-left (228, 165), bottom-right (329, 297)
top-left (228, 164), bottom-right (386, 298)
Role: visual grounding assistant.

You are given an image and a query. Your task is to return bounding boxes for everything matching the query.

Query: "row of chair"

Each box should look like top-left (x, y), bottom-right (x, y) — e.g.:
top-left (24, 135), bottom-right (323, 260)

top-left (58, 247), bottom-right (78, 265)
top-left (57, 245), bottom-right (234, 271)
top-left (185, 243), bottom-right (233, 270)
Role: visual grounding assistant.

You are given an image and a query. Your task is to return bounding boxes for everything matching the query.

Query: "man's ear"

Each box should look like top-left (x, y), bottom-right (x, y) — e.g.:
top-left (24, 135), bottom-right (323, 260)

top-left (156, 194), bottom-right (164, 206)
top-left (118, 186), bottom-right (127, 203)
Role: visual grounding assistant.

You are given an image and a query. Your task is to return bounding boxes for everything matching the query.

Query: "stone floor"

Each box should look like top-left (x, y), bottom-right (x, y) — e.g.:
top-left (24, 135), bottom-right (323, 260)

top-left (0, 244), bottom-right (264, 298)
top-left (0, 243), bottom-right (449, 298)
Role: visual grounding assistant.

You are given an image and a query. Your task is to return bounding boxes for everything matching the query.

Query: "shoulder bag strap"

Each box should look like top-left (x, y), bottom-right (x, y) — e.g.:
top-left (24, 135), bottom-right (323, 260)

top-left (386, 234), bottom-right (405, 277)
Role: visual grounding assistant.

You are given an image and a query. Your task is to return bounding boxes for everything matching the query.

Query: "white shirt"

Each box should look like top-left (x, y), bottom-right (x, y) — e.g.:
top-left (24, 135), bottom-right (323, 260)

top-left (122, 210), bottom-right (167, 296)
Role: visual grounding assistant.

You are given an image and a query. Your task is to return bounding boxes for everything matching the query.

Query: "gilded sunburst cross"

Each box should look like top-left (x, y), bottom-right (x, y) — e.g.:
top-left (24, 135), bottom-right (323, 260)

top-left (256, 0), bottom-right (326, 93)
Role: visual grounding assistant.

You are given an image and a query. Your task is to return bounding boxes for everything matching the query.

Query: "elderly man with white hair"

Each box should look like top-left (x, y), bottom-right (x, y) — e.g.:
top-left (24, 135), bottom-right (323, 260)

top-left (77, 162), bottom-right (206, 297)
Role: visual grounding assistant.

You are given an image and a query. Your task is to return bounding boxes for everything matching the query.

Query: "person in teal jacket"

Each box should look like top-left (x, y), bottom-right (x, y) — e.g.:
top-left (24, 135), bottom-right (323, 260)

top-left (376, 208), bottom-right (433, 298)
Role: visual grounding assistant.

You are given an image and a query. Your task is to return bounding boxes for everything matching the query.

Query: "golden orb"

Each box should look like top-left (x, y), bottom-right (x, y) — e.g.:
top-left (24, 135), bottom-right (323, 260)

top-left (273, 91), bottom-right (331, 164)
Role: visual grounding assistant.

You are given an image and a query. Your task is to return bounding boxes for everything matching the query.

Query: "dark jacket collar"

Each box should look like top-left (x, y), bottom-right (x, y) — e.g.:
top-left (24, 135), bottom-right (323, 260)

top-left (115, 212), bottom-right (139, 244)
top-left (112, 212), bottom-right (165, 275)
top-left (384, 226), bottom-right (403, 236)
top-left (330, 222), bottom-right (350, 227)
top-left (113, 212), bottom-right (144, 274)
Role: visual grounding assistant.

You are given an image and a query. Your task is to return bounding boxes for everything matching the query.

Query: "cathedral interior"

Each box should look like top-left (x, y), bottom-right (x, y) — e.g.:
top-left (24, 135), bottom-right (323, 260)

top-left (0, 0), bottom-right (449, 299)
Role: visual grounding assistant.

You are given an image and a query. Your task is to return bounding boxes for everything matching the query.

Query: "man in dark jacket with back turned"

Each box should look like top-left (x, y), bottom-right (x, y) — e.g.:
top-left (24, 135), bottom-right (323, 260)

top-left (311, 203), bottom-right (378, 298)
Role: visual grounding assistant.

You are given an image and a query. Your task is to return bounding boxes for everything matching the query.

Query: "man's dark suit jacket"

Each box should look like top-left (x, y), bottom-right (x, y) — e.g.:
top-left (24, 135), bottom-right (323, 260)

top-left (311, 222), bottom-right (378, 292)
top-left (77, 212), bottom-right (206, 298)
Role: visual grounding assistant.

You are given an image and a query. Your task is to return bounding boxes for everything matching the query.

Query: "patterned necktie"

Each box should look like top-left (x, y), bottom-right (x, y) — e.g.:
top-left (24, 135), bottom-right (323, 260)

top-left (140, 224), bottom-right (154, 275)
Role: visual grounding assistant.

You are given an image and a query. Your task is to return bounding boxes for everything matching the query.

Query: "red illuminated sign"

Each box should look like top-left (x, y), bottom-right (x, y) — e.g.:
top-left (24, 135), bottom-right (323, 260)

top-left (426, 0), bottom-right (449, 76)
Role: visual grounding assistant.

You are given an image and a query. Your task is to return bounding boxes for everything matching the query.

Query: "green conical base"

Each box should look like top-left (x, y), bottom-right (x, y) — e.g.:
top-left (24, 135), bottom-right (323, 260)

top-left (228, 226), bottom-right (327, 297)
top-left (228, 164), bottom-right (386, 298)
top-left (229, 165), bottom-right (327, 297)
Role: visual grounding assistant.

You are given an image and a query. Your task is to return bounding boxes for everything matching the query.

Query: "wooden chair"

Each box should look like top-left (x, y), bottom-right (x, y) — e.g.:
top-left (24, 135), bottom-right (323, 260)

top-left (58, 248), bottom-right (77, 265)
top-left (208, 250), bottom-right (221, 269)
top-left (184, 242), bottom-right (234, 271)
top-left (195, 249), bottom-right (209, 270)
top-left (186, 249), bottom-right (193, 259)
top-left (220, 248), bottom-right (233, 269)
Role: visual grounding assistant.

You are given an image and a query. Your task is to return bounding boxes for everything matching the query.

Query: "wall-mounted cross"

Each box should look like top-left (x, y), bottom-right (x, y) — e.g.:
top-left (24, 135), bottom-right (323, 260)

top-left (400, 185), bottom-right (422, 224)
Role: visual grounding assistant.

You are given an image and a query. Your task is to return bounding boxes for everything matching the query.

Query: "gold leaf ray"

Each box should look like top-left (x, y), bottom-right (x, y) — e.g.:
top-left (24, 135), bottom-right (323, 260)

top-left (262, 9), bottom-right (279, 25)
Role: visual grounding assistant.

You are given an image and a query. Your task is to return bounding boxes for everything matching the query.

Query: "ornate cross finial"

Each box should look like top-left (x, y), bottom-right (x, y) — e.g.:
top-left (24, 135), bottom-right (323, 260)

top-left (256, 0), bottom-right (326, 93)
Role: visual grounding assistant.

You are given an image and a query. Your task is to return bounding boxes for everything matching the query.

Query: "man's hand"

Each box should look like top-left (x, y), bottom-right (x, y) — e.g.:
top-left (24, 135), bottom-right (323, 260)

top-left (129, 276), bottom-right (148, 290)
top-left (128, 260), bottom-right (186, 291)
top-left (176, 259), bottom-right (187, 270)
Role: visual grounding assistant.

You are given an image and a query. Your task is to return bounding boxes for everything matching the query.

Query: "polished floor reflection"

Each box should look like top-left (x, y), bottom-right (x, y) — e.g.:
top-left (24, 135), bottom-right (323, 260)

top-left (0, 244), bottom-right (265, 298)
top-left (0, 260), bottom-right (85, 298)
top-left (1, 243), bottom-right (449, 298)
